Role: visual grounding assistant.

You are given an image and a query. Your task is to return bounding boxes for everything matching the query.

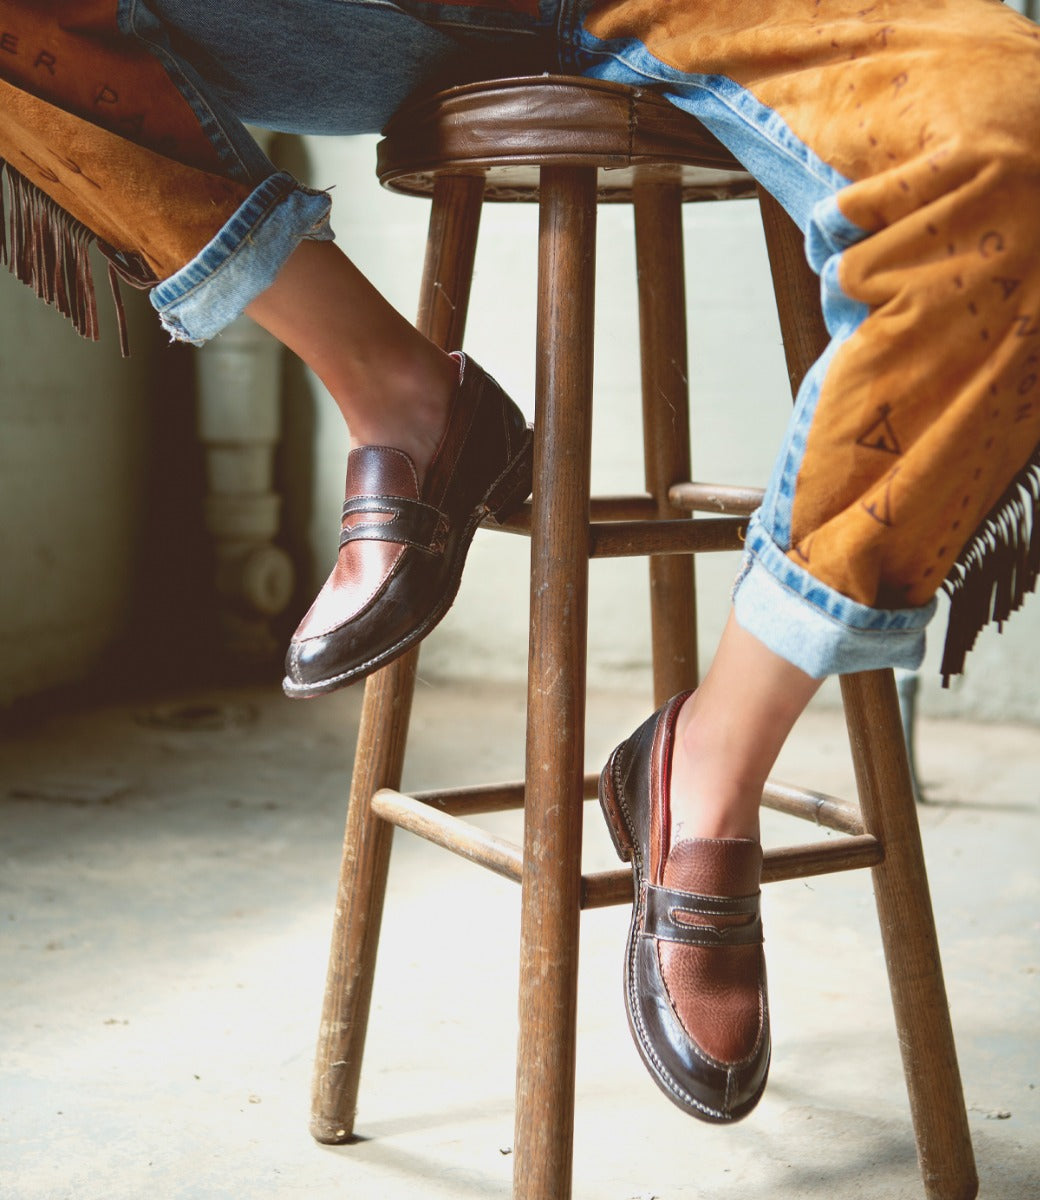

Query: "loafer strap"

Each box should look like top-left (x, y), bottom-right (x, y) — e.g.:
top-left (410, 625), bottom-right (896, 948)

top-left (644, 882), bottom-right (762, 948)
top-left (340, 495), bottom-right (449, 554)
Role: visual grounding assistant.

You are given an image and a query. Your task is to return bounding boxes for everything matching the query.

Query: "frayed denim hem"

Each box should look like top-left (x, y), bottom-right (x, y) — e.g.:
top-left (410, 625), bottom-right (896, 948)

top-left (150, 171), bottom-right (333, 345)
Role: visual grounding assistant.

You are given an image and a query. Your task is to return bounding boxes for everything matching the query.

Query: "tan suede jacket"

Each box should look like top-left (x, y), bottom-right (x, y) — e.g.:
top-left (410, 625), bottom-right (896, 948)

top-left (0, 1), bottom-right (248, 346)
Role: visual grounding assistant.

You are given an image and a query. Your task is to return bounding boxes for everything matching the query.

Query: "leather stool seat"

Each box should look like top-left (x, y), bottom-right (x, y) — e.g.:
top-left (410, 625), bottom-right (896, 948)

top-left (377, 75), bottom-right (755, 202)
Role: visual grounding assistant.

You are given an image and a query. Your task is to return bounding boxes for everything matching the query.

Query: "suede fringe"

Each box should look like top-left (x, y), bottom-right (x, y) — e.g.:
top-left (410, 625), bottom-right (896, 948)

top-left (0, 157), bottom-right (131, 356)
top-left (940, 443), bottom-right (1040, 685)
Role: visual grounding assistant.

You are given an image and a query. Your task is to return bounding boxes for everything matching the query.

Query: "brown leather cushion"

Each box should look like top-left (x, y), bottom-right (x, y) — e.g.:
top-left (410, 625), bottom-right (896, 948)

top-left (376, 75), bottom-right (754, 204)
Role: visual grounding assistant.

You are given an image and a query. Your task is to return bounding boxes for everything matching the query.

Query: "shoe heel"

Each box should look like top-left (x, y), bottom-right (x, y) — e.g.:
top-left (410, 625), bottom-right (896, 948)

top-left (484, 431), bottom-right (534, 524)
top-left (597, 755), bottom-right (634, 864)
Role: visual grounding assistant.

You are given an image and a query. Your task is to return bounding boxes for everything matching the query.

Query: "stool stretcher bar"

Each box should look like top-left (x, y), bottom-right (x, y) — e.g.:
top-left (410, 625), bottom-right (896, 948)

top-left (398, 781), bottom-right (528, 816)
top-left (669, 481), bottom-right (765, 515)
top-left (588, 517), bottom-right (747, 557)
top-left (493, 483), bottom-right (766, 533)
top-left (580, 835), bottom-right (884, 909)
top-left (496, 513), bottom-right (747, 557)
top-left (761, 780), bottom-right (865, 836)
top-left (371, 788), bottom-right (524, 883)
top-left (396, 774), bottom-right (864, 836)
top-left (373, 787), bottom-right (883, 902)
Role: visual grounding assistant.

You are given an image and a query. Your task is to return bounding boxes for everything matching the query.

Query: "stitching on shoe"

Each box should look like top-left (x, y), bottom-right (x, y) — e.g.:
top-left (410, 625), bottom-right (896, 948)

top-left (627, 927), bottom-right (768, 1118)
top-left (613, 710), bottom-right (768, 1118)
top-left (620, 785), bottom-right (726, 1113)
top-left (286, 437), bottom-right (533, 693)
top-left (651, 936), bottom-right (767, 1069)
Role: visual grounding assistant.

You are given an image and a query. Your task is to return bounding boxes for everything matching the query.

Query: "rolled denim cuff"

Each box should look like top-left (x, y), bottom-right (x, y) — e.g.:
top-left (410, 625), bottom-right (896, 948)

top-left (732, 513), bottom-right (937, 678)
top-left (150, 171), bottom-right (334, 345)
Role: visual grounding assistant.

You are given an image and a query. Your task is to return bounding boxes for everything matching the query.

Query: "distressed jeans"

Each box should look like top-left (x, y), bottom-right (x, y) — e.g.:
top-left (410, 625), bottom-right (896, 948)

top-left (4, 0), bottom-right (1040, 678)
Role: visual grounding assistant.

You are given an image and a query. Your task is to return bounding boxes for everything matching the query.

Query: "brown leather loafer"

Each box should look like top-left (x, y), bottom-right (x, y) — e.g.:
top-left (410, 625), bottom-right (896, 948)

top-left (283, 355), bottom-right (533, 698)
top-left (598, 693), bottom-right (770, 1123)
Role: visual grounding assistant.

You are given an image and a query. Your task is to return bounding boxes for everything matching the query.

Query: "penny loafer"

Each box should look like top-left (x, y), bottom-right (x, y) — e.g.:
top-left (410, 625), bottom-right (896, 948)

top-left (283, 354), bottom-right (533, 697)
top-left (598, 692), bottom-right (770, 1123)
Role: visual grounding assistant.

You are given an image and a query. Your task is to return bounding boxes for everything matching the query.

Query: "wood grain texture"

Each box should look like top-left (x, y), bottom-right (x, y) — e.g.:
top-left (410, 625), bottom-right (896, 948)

top-left (308, 174), bottom-right (482, 1145)
top-left (842, 672), bottom-right (978, 1200)
top-left (512, 165), bottom-right (598, 1200)
top-left (634, 169), bottom-right (699, 703)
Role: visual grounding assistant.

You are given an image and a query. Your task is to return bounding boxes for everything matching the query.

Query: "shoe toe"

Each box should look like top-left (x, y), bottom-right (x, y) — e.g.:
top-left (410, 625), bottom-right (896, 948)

top-left (282, 356), bottom-right (532, 698)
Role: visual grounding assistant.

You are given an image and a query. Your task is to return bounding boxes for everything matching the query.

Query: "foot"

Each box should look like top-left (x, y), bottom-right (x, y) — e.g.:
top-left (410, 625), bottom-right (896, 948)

top-left (282, 355), bottom-right (533, 698)
top-left (668, 689), bottom-right (763, 844)
top-left (344, 349), bottom-right (461, 490)
top-left (598, 694), bottom-right (770, 1123)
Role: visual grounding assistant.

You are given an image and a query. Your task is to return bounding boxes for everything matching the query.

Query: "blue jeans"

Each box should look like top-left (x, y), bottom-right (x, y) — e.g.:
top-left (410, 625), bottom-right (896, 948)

top-left (126, 0), bottom-right (1040, 679)
top-left (126, 0), bottom-right (576, 340)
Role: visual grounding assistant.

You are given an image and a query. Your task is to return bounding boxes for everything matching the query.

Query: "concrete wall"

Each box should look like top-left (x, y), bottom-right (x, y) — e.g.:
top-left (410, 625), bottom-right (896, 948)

top-left (291, 133), bottom-right (1040, 725)
top-left (0, 262), bottom-right (157, 708)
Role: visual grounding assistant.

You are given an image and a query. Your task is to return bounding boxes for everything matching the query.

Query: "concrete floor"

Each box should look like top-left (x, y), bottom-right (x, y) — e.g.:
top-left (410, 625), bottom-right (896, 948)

top-left (1, 677), bottom-right (1038, 1199)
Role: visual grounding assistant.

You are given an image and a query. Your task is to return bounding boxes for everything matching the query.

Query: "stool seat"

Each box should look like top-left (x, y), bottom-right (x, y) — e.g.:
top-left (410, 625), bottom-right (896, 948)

top-left (377, 74), bottom-right (756, 202)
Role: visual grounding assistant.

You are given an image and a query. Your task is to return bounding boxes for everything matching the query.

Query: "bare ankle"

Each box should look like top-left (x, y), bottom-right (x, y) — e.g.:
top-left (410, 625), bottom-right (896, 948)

top-left (343, 348), bottom-right (459, 482)
top-left (668, 692), bottom-right (763, 844)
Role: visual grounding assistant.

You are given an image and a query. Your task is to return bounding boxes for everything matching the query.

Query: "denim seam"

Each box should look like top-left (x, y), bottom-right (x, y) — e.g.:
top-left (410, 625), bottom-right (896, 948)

top-left (742, 510), bottom-right (935, 633)
top-left (121, 0), bottom-right (256, 182)
top-left (573, 36), bottom-right (879, 561)
top-left (428, 20), bottom-right (541, 34)
top-left (732, 556), bottom-right (933, 677)
top-left (574, 40), bottom-right (841, 194)
top-left (556, 0), bottom-right (590, 67)
top-left (762, 342), bottom-right (842, 549)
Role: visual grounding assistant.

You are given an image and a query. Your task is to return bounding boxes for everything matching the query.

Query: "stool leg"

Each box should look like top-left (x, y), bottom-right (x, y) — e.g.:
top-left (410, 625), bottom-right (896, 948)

top-left (513, 164), bottom-right (598, 1200)
top-left (633, 170), bottom-right (699, 705)
top-left (309, 653), bottom-right (419, 1143)
top-left (755, 185), bottom-right (830, 393)
top-left (309, 174), bottom-right (485, 1143)
top-left (841, 671), bottom-right (978, 1200)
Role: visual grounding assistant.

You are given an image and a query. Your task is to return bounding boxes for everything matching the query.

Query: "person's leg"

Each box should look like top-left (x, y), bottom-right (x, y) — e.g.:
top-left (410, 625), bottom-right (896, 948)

top-left (244, 239), bottom-right (458, 485)
top-left (574, 0), bottom-right (1040, 682)
top-left (667, 613), bottom-right (821, 844)
top-left (577, 0), bottom-right (1040, 1123)
top-left (128, 0), bottom-right (560, 694)
top-left (243, 235), bottom-right (535, 698)
top-left (128, 0), bottom-right (533, 349)
top-left (4, 0), bottom-right (551, 695)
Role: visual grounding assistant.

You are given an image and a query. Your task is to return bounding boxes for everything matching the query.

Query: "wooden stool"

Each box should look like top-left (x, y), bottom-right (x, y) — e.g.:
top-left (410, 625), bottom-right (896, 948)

top-left (308, 76), bottom-right (978, 1200)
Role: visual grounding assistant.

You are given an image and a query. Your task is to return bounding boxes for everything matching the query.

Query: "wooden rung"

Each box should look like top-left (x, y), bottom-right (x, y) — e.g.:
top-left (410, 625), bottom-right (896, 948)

top-left (580, 834), bottom-right (882, 909)
top-left (589, 495), bottom-right (658, 521)
top-left (490, 494), bottom-right (685, 535)
top-left (411, 781), bottom-right (526, 816)
top-left (412, 775), bottom-right (864, 841)
top-left (376, 784), bottom-right (879, 903)
top-left (588, 772), bottom-right (862, 836)
top-left (761, 780), bottom-right (864, 835)
top-left (761, 835), bottom-right (883, 880)
top-left (669, 481), bottom-right (765, 516)
top-left (371, 788), bottom-right (523, 883)
top-left (589, 516), bottom-right (746, 557)
top-left (581, 869), bottom-right (632, 910)
top-left (488, 505), bottom-right (533, 535)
